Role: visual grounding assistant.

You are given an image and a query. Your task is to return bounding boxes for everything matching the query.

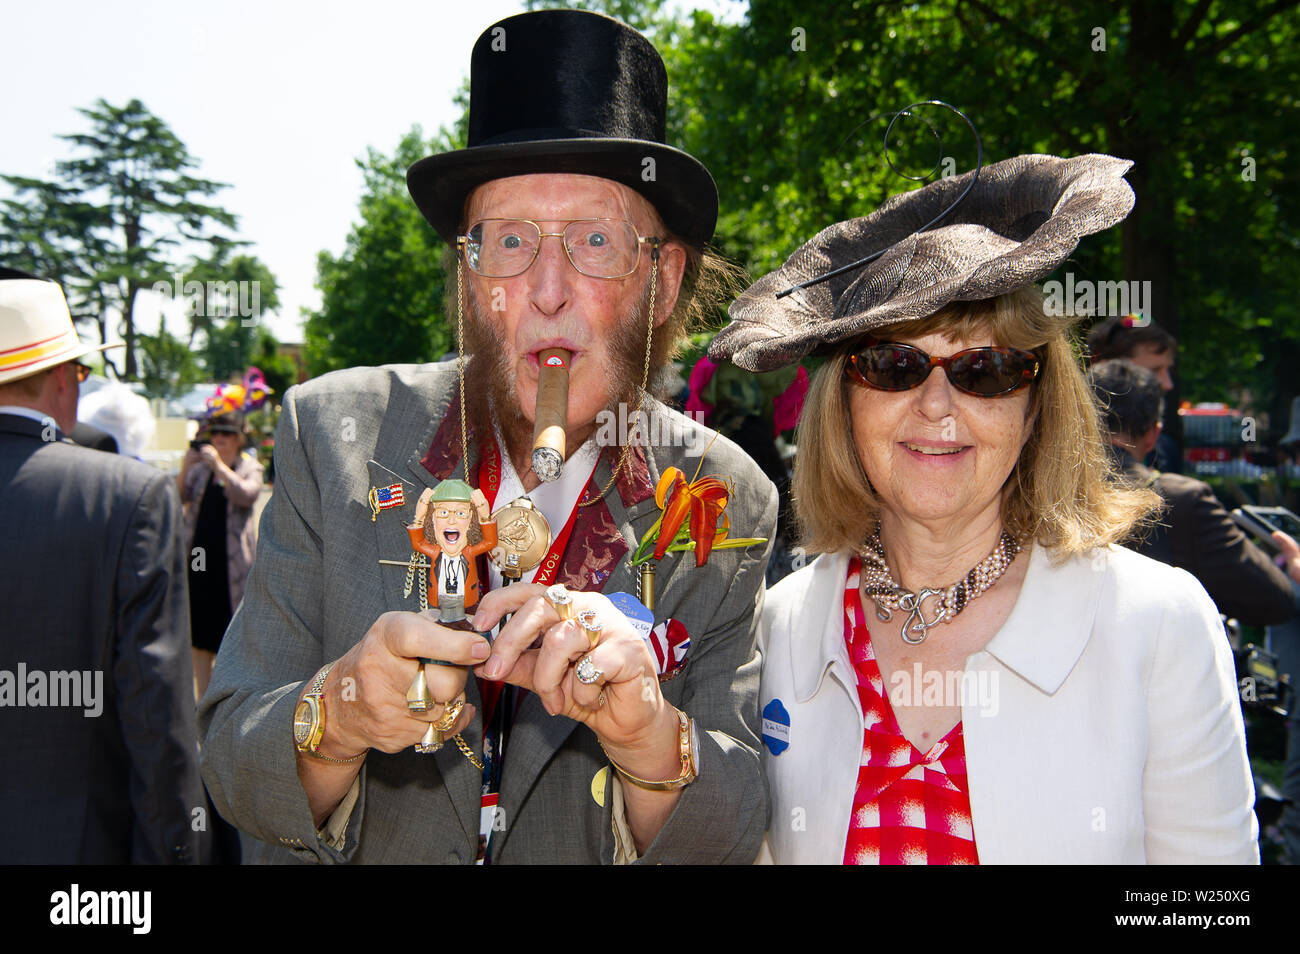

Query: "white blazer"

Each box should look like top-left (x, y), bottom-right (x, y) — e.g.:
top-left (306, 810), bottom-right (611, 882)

top-left (758, 543), bottom-right (1259, 864)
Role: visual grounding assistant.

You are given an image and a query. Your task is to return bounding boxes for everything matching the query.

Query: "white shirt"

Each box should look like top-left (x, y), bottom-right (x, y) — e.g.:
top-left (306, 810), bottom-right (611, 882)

top-left (437, 548), bottom-right (465, 602)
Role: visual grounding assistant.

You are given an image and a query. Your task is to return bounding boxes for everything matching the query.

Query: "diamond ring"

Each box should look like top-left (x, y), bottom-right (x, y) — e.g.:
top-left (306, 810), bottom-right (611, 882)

top-left (544, 583), bottom-right (576, 622)
top-left (576, 609), bottom-right (603, 649)
top-left (576, 654), bottom-right (604, 685)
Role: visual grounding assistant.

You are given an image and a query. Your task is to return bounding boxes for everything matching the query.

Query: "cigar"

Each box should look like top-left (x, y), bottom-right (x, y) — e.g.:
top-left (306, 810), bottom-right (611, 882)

top-left (531, 347), bottom-right (570, 482)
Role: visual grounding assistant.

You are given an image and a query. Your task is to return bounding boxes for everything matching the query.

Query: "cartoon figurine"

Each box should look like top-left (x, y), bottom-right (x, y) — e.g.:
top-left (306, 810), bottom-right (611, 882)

top-left (404, 479), bottom-right (497, 753)
top-left (407, 479), bottom-right (497, 626)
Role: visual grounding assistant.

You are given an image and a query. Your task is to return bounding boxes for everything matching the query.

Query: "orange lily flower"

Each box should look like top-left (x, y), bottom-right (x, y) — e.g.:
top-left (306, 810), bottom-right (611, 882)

top-left (653, 466), bottom-right (731, 566)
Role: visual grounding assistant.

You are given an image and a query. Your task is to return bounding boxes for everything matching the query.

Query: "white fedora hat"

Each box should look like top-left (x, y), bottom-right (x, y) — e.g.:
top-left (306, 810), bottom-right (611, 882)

top-left (0, 275), bottom-right (119, 386)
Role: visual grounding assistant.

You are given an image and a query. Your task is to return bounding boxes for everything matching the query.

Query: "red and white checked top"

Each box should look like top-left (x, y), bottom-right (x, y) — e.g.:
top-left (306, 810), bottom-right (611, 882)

top-left (841, 557), bottom-right (979, 865)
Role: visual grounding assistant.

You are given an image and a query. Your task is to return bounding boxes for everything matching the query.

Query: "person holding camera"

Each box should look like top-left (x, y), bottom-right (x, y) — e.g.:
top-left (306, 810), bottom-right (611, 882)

top-left (180, 412), bottom-right (264, 698)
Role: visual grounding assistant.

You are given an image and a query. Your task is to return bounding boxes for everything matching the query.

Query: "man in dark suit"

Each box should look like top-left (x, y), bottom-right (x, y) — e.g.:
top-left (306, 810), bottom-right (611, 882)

top-left (1090, 359), bottom-right (1296, 626)
top-left (1089, 316), bottom-right (1183, 473)
top-left (0, 269), bottom-right (205, 863)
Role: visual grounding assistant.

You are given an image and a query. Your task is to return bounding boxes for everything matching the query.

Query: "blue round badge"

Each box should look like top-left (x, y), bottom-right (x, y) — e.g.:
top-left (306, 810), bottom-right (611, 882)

top-left (761, 698), bottom-right (791, 756)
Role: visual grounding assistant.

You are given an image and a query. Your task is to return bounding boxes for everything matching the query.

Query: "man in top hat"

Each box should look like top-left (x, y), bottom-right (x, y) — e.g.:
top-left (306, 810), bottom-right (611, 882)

top-left (0, 267), bottom-right (205, 863)
top-left (199, 9), bottom-right (776, 864)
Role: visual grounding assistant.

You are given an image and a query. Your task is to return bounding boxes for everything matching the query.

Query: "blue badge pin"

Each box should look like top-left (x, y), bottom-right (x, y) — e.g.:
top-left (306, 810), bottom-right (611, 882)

top-left (761, 698), bottom-right (791, 756)
top-left (606, 592), bottom-right (654, 642)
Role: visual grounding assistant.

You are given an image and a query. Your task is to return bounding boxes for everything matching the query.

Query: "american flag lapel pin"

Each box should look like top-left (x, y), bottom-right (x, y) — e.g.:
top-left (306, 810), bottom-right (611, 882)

top-left (369, 483), bottom-right (406, 521)
top-left (366, 459), bottom-right (413, 521)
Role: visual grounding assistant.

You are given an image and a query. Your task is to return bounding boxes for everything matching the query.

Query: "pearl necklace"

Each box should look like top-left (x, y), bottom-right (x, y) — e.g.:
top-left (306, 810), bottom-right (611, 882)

top-left (859, 524), bottom-right (1022, 644)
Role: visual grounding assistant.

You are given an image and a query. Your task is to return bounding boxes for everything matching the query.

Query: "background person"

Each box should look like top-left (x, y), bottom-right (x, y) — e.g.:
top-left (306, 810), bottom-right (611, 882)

top-left (180, 410), bottom-right (263, 699)
top-left (1265, 531), bottom-right (1300, 864)
top-left (1089, 358), bottom-right (1295, 626)
top-left (0, 268), bottom-right (204, 863)
top-left (1088, 315), bottom-right (1182, 472)
top-left (79, 380), bottom-right (155, 460)
top-left (712, 154), bottom-right (1258, 864)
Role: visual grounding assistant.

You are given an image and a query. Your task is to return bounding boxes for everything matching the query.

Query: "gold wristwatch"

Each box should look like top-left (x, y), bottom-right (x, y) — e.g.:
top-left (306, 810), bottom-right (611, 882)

top-left (293, 663), bottom-right (366, 763)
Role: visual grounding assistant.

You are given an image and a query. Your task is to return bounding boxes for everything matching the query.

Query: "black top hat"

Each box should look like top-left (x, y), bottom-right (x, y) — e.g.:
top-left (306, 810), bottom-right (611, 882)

top-left (406, 9), bottom-right (718, 247)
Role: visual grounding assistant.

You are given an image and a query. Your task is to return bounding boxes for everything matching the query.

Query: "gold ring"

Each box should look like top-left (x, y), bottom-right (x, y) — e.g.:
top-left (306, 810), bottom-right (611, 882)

top-left (543, 583), bottom-right (576, 622)
top-left (406, 659), bottom-right (435, 712)
top-left (430, 695), bottom-right (466, 732)
top-left (415, 725), bottom-right (444, 754)
top-left (576, 609), bottom-right (603, 650)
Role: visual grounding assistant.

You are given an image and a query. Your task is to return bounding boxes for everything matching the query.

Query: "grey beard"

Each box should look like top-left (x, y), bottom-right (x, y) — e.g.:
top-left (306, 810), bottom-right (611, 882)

top-left (460, 276), bottom-right (654, 471)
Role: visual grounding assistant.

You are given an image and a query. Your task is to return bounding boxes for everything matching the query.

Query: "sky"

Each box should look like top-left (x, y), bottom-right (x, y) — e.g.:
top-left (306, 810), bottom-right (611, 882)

top-left (1, 0), bottom-right (744, 345)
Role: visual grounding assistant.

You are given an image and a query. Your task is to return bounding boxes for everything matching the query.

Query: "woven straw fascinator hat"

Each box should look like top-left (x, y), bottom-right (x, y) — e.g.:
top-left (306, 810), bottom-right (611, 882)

top-left (710, 153), bottom-right (1136, 373)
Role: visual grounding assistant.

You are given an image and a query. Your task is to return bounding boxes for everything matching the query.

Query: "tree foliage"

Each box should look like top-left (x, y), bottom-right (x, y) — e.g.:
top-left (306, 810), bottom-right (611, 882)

top-left (309, 0), bottom-right (1298, 434)
top-left (660, 0), bottom-right (1300, 431)
top-left (303, 127), bottom-right (461, 376)
top-left (0, 98), bottom-right (281, 385)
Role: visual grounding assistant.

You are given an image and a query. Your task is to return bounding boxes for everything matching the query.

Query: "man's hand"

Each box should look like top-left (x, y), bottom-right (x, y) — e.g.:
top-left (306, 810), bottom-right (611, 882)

top-left (471, 585), bottom-right (689, 852)
top-left (471, 586), bottom-right (679, 762)
top-left (318, 610), bottom-right (491, 757)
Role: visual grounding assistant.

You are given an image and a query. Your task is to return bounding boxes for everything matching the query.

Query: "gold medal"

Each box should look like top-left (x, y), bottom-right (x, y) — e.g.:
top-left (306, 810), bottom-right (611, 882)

top-left (490, 497), bottom-right (552, 581)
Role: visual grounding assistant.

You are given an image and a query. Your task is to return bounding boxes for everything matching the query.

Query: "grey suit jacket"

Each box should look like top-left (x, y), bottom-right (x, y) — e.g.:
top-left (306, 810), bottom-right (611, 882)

top-left (0, 413), bottom-right (205, 863)
top-left (198, 361), bottom-right (777, 863)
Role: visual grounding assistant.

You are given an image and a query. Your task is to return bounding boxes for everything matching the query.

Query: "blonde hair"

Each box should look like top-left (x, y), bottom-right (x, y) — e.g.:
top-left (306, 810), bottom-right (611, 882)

top-left (792, 286), bottom-right (1162, 557)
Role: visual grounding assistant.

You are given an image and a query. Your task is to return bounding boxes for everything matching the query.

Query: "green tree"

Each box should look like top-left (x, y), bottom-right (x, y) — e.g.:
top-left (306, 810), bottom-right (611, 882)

top-left (662, 0), bottom-right (1300, 431)
top-left (137, 324), bottom-right (203, 399)
top-left (303, 126), bottom-right (461, 375)
top-left (1, 98), bottom-right (279, 381)
top-left (186, 250), bottom-right (281, 379)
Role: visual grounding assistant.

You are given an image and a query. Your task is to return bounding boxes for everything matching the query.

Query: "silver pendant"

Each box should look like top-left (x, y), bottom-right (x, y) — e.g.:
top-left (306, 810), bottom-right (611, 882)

top-left (897, 588), bottom-right (945, 645)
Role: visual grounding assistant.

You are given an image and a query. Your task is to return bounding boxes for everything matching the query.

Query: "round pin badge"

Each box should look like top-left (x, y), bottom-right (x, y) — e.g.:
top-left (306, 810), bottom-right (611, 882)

top-left (761, 698), bottom-right (791, 756)
top-left (591, 766), bottom-right (609, 807)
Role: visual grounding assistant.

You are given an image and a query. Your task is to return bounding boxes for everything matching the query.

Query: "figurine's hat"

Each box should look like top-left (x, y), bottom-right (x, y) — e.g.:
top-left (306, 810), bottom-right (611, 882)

top-left (430, 479), bottom-right (473, 503)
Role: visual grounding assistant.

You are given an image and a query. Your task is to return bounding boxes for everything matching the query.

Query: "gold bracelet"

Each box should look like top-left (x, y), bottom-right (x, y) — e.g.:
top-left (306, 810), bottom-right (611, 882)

top-left (598, 709), bottom-right (698, 792)
top-left (304, 747), bottom-right (367, 765)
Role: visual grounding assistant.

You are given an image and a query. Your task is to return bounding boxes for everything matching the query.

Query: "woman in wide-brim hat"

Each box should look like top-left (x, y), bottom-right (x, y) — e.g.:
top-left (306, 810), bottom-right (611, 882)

top-left (711, 154), bottom-right (1258, 864)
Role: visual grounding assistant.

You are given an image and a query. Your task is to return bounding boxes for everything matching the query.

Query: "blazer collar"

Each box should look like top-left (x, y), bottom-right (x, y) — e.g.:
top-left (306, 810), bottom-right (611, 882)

top-left (981, 542), bottom-right (1100, 694)
top-left (796, 543), bottom-right (1100, 700)
top-left (792, 550), bottom-right (853, 704)
top-left (0, 411), bottom-right (67, 442)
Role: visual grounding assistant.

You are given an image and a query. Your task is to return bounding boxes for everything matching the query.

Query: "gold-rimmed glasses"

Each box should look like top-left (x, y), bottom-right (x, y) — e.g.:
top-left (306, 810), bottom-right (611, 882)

top-left (458, 218), bottom-right (660, 279)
